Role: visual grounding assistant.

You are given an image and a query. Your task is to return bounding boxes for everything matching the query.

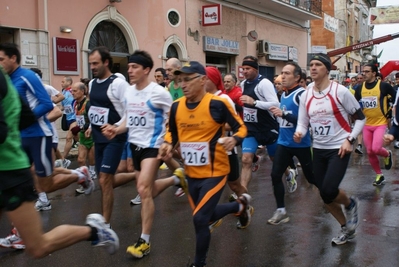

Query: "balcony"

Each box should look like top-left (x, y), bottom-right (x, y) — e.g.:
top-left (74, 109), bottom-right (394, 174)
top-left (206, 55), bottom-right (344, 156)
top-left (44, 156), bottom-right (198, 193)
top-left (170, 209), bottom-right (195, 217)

top-left (214, 0), bottom-right (322, 21)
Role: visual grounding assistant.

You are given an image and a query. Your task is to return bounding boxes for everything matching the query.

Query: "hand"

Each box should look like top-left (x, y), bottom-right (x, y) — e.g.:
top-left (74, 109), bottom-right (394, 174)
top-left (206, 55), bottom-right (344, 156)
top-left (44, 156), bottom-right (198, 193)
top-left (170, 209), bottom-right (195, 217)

top-left (269, 106), bottom-right (283, 117)
top-left (158, 143), bottom-right (173, 161)
top-left (218, 137), bottom-right (237, 152)
top-left (239, 95), bottom-right (255, 106)
top-left (85, 128), bottom-right (92, 138)
top-left (293, 132), bottom-right (302, 143)
top-left (338, 140), bottom-right (353, 158)
top-left (383, 134), bottom-right (394, 146)
top-left (101, 124), bottom-right (117, 140)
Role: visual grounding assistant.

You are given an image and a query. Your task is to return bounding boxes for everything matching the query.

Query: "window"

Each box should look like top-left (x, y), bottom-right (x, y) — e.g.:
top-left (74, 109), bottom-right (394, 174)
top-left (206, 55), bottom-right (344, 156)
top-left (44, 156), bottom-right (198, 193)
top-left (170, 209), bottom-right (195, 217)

top-left (89, 21), bottom-right (128, 53)
top-left (166, 45), bottom-right (179, 59)
top-left (167, 9), bottom-right (181, 27)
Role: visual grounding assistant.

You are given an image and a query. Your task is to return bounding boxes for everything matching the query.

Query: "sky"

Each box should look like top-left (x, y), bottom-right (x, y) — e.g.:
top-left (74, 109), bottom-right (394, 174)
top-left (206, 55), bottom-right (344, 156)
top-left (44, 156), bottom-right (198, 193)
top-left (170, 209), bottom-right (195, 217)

top-left (372, 0), bottom-right (399, 65)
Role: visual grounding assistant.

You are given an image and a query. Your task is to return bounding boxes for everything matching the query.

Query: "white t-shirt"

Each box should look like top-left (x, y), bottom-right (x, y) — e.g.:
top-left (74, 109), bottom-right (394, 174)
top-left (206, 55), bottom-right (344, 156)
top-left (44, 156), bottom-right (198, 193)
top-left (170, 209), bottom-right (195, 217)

top-left (125, 82), bottom-right (172, 148)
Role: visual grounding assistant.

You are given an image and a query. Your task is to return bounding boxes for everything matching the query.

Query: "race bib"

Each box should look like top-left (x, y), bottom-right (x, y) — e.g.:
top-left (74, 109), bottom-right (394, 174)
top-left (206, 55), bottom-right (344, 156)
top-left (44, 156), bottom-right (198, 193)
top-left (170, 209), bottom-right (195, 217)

top-left (76, 115), bottom-right (85, 128)
top-left (243, 107), bottom-right (258, 123)
top-left (279, 110), bottom-right (293, 128)
top-left (127, 108), bottom-right (150, 128)
top-left (180, 142), bottom-right (209, 166)
top-left (310, 117), bottom-right (335, 136)
top-left (362, 96), bottom-right (378, 109)
top-left (64, 105), bottom-right (73, 114)
top-left (88, 106), bottom-right (109, 126)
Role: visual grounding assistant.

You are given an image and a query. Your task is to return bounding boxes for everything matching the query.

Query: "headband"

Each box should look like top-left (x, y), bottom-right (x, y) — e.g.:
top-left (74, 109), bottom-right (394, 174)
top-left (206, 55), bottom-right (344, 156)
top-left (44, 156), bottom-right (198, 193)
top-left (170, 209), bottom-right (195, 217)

top-left (242, 60), bottom-right (259, 70)
top-left (128, 55), bottom-right (152, 69)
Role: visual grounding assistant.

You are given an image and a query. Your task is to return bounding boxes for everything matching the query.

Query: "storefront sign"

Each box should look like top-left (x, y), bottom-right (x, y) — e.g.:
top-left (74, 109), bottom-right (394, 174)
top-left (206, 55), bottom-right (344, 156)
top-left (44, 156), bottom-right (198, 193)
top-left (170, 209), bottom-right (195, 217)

top-left (324, 13), bottom-right (339, 33)
top-left (53, 37), bottom-right (80, 75)
top-left (288, 47), bottom-right (298, 62)
top-left (203, 36), bottom-right (239, 55)
top-left (370, 6), bottom-right (399, 25)
top-left (202, 4), bottom-right (221, 26)
top-left (22, 55), bottom-right (37, 66)
top-left (268, 43), bottom-right (288, 61)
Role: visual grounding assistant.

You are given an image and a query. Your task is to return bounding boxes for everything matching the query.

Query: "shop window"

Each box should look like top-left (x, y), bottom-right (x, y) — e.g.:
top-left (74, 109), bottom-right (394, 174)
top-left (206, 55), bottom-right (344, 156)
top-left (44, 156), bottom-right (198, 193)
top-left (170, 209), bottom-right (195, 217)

top-left (89, 21), bottom-right (128, 53)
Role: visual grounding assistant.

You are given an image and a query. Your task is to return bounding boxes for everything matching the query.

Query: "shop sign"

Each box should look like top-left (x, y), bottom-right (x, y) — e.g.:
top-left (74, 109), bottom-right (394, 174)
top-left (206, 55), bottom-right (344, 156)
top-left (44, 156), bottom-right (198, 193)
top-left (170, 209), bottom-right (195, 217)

top-left (268, 43), bottom-right (288, 61)
top-left (22, 55), bottom-right (37, 66)
top-left (53, 37), bottom-right (80, 75)
top-left (288, 47), bottom-right (298, 62)
top-left (202, 4), bottom-right (222, 26)
top-left (203, 36), bottom-right (239, 55)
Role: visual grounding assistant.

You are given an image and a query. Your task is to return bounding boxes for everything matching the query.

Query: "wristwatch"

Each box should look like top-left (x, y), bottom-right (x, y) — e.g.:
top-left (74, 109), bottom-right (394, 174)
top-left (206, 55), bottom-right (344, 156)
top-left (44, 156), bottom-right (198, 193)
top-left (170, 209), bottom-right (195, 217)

top-left (346, 136), bottom-right (355, 144)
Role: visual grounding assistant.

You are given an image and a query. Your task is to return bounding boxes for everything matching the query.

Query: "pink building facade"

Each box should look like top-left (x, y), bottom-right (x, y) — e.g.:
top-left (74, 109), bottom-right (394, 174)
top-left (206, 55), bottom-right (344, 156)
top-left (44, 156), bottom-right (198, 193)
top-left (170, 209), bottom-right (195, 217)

top-left (0, 0), bottom-right (321, 87)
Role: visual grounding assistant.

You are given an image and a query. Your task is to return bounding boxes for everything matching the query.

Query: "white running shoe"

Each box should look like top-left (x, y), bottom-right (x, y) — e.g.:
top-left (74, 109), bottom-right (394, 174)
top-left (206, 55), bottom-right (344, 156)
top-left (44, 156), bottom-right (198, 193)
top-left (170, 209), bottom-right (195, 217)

top-left (130, 194), bottom-right (141, 205)
top-left (63, 159), bottom-right (71, 168)
top-left (0, 228), bottom-right (25, 249)
top-left (76, 166), bottom-right (94, 195)
top-left (35, 199), bottom-right (52, 211)
top-left (90, 170), bottom-right (97, 180)
top-left (86, 213), bottom-right (119, 254)
top-left (54, 159), bottom-right (63, 168)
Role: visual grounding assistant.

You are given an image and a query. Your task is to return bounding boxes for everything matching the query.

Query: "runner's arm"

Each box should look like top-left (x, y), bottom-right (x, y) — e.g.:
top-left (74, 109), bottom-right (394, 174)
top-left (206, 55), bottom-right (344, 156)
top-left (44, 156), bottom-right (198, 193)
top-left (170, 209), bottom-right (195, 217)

top-left (0, 72), bottom-right (8, 143)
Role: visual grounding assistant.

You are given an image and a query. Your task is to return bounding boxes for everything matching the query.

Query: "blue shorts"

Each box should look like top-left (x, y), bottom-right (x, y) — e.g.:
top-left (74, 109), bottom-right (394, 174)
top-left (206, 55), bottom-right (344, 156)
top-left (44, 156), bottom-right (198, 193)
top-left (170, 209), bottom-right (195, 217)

top-left (120, 142), bottom-right (133, 160)
top-left (22, 136), bottom-right (53, 177)
top-left (67, 119), bottom-right (76, 129)
top-left (95, 142), bottom-right (125, 174)
top-left (242, 136), bottom-right (277, 157)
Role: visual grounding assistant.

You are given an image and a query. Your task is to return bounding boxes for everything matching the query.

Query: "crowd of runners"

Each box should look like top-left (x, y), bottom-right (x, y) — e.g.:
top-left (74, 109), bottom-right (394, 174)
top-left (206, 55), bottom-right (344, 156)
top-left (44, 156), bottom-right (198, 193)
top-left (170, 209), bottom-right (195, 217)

top-left (0, 42), bottom-right (397, 267)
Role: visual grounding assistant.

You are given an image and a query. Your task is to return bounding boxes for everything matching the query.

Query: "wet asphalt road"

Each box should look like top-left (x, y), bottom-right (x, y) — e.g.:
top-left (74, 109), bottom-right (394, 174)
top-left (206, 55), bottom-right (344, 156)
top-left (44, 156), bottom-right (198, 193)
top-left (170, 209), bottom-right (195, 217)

top-left (0, 148), bottom-right (399, 267)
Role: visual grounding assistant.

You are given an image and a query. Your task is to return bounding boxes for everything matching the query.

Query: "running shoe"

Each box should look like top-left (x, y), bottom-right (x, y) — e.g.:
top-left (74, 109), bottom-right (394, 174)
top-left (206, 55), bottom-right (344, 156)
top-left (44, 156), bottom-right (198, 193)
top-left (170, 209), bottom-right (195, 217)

top-left (90, 170), bottom-right (97, 180)
top-left (35, 199), bottom-right (52, 211)
top-left (228, 192), bottom-right (238, 202)
top-left (75, 185), bottom-right (85, 194)
top-left (174, 187), bottom-right (185, 197)
top-left (130, 194), bottom-right (141, 205)
top-left (76, 166), bottom-right (94, 195)
top-left (174, 168), bottom-right (187, 195)
top-left (394, 141), bottom-right (399, 149)
top-left (345, 197), bottom-right (359, 232)
top-left (331, 226), bottom-right (356, 245)
top-left (159, 162), bottom-right (169, 170)
top-left (236, 193), bottom-right (252, 229)
top-left (286, 169), bottom-right (298, 193)
top-left (209, 219), bottom-right (223, 233)
top-left (251, 155), bottom-right (262, 172)
top-left (296, 162), bottom-right (301, 167)
top-left (355, 144), bottom-right (363, 155)
top-left (54, 159), bottom-right (63, 168)
top-left (86, 213), bottom-right (119, 254)
top-left (0, 228), bottom-right (25, 249)
top-left (384, 150), bottom-right (392, 170)
top-left (126, 238), bottom-right (150, 258)
top-left (62, 159), bottom-right (71, 169)
top-left (267, 210), bottom-right (289, 225)
top-left (373, 174), bottom-right (385, 186)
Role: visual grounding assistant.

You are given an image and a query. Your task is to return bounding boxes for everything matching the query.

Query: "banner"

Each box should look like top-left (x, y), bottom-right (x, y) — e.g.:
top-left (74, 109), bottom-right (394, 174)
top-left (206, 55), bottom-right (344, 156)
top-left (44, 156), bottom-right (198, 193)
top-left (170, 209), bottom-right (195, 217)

top-left (370, 6), bottom-right (399, 25)
top-left (324, 13), bottom-right (339, 33)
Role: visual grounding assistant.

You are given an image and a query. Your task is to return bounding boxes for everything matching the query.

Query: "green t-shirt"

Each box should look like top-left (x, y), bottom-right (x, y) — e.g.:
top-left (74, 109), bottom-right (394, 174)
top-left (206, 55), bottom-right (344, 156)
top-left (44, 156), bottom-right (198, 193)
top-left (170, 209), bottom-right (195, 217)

top-left (169, 81), bottom-right (184, 101)
top-left (0, 69), bottom-right (30, 172)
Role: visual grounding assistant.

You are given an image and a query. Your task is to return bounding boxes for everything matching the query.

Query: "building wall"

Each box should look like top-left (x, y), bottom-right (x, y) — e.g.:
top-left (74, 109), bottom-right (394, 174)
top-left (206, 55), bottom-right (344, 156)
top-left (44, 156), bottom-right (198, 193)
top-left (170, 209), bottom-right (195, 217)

top-left (310, 0), bottom-right (335, 49)
top-left (1, 0), bottom-right (309, 87)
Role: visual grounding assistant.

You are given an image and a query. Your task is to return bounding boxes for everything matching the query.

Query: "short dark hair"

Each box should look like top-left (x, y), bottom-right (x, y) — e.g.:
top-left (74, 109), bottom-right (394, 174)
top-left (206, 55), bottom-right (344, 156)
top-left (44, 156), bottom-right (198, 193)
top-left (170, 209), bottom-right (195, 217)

top-left (0, 43), bottom-right (21, 64)
top-left (30, 68), bottom-right (43, 78)
top-left (80, 78), bottom-right (90, 87)
top-left (300, 70), bottom-right (307, 81)
top-left (243, 55), bottom-right (258, 64)
top-left (128, 50), bottom-right (154, 71)
top-left (364, 63), bottom-right (379, 74)
top-left (89, 46), bottom-right (113, 70)
top-left (285, 62), bottom-right (302, 83)
top-left (155, 67), bottom-right (166, 77)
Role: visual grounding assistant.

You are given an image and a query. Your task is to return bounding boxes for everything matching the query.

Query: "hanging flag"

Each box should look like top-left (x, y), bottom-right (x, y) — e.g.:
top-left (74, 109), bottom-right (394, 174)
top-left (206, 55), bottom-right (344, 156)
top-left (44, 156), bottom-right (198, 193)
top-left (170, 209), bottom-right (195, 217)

top-left (346, 35), bottom-right (351, 57)
top-left (377, 49), bottom-right (384, 58)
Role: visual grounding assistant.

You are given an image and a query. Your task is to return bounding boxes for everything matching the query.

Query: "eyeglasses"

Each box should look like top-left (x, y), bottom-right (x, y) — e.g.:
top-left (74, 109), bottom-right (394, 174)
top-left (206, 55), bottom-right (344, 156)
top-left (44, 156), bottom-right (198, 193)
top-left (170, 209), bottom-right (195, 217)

top-left (154, 75), bottom-right (163, 78)
top-left (181, 75), bottom-right (201, 83)
top-left (362, 70), bottom-right (371, 73)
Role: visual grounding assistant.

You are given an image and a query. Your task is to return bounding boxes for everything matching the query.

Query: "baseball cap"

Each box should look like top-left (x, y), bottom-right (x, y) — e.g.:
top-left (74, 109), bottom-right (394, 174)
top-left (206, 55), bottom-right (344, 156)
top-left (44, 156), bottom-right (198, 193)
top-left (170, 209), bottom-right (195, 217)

top-left (345, 78), bottom-right (351, 83)
top-left (174, 61), bottom-right (206, 75)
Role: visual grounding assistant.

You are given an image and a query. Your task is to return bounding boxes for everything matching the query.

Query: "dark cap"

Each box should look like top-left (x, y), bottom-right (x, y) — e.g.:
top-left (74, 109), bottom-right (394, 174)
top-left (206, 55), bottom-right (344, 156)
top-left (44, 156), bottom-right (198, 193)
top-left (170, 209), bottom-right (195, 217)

top-left (310, 53), bottom-right (332, 71)
top-left (174, 61), bottom-right (206, 75)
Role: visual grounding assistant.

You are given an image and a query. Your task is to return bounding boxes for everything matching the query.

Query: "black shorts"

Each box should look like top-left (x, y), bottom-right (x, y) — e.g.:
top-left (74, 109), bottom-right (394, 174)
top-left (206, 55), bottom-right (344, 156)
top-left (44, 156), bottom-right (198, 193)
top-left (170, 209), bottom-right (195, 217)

top-left (0, 170), bottom-right (37, 211)
top-left (227, 154), bottom-right (239, 182)
top-left (130, 144), bottom-right (159, 172)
